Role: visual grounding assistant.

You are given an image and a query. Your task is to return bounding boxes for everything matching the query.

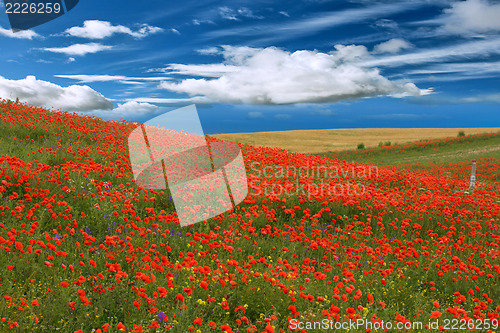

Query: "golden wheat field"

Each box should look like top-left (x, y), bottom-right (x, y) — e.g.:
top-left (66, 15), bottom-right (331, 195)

top-left (213, 127), bottom-right (500, 153)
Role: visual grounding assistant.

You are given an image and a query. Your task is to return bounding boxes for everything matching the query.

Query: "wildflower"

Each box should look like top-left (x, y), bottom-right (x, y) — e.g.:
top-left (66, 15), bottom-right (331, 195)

top-left (430, 311), bottom-right (442, 318)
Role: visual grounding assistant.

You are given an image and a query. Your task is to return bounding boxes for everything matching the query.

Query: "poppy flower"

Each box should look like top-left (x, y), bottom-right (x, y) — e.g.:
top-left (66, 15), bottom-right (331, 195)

top-left (430, 311), bottom-right (442, 318)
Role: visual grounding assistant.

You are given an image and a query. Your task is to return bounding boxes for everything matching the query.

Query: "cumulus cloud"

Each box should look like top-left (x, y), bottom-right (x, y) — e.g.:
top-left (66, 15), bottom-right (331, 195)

top-left (64, 20), bottom-right (163, 39)
top-left (158, 45), bottom-right (428, 105)
top-left (373, 38), bottom-right (414, 54)
top-left (0, 75), bottom-right (113, 111)
top-left (0, 26), bottom-right (41, 39)
top-left (42, 43), bottom-right (112, 56)
top-left (443, 0), bottom-right (500, 34)
top-left (113, 101), bottom-right (159, 115)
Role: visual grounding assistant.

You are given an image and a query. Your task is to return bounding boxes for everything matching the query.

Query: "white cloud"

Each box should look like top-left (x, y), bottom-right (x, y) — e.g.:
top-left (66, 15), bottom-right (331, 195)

top-left (0, 75), bottom-right (113, 111)
top-left (405, 61), bottom-right (500, 81)
top-left (137, 25), bottom-right (164, 36)
top-left (113, 101), bottom-right (159, 115)
top-left (126, 97), bottom-right (209, 104)
top-left (206, 1), bottom-right (426, 42)
top-left (64, 20), bottom-right (163, 39)
top-left (170, 28), bottom-right (180, 35)
top-left (0, 26), bottom-right (40, 39)
top-left (86, 102), bottom-right (164, 122)
top-left (218, 6), bottom-right (263, 21)
top-left (333, 44), bottom-right (371, 61)
top-left (158, 45), bottom-right (428, 105)
top-left (219, 7), bottom-right (239, 21)
top-left (412, 92), bottom-right (500, 105)
top-left (55, 74), bottom-right (126, 82)
top-left (54, 74), bottom-right (172, 83)
top-left (237, 7), bottom-right (263, 19)
top-left (373, 38), bottom-right (414, 54)
top-left (373, 18), bottom-right (399, 30)
top-left (361, 37), bottom-right (500, 68)
top-left (459, 93), bottom-right (500, 103)
top-left (443, 0), bottom-right (500, 34)
top-left (279, 11), bottom-right (290, 17)
top-left (161, 63), bottom-right (240, 77)
top-left (42, 43), bottom-right (112, 56)
top-left (192, 19), bottom-right (215, 26)
top-left (197, 47), bottom-right (221, 55)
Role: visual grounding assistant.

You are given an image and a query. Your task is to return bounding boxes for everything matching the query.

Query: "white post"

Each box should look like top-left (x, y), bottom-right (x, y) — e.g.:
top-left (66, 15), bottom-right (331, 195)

top-left (469, 159), bottom-right (477, 190)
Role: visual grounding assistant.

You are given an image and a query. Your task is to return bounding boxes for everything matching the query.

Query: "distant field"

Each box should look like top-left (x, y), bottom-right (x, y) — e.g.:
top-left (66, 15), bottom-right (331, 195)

top-left (321, 131), bottom-right (500, 164)
top-left (320, 131), bottom-right (500, 183)
top-left (213, 127), bottom-right (500, 153)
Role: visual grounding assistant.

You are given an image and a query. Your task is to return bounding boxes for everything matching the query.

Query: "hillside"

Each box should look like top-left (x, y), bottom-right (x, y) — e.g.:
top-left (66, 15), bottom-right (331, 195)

top-left (321, 132), bottom-right (500, 183)
top-left (0, 100), bottom-right (499, 332)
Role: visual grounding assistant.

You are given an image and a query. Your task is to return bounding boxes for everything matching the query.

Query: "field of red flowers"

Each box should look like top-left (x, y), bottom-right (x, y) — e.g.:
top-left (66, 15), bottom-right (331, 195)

top-left (392, 158), bottom-right (500, 184)
top-left (0, 99), bottom-right (499, 332)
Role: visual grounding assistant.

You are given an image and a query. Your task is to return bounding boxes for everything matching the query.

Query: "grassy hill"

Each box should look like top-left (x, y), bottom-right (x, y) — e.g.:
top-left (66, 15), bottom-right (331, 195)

top-left (0, 100), bottom-right (499, 332)
top-left (320, 132), bottom-right (500, 183)
top-left (213, 127), bottom-right (500, 153)
top-left (321, 131), bottom-right (500, 165)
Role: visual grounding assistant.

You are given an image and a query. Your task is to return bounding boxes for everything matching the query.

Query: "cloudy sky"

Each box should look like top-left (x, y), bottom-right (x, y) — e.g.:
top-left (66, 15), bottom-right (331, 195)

top-left (0, 0), bottom-right (499, 133)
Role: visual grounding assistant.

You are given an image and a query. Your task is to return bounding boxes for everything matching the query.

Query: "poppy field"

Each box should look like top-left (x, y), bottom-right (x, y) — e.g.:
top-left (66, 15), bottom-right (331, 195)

top-left (0, 99), bottom-right (499, 332)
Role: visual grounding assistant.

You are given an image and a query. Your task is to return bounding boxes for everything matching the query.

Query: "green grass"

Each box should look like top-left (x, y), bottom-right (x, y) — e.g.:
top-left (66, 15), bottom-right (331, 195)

top-left (320, 132), bottom-right (500, 166)
top-left (1, 102), bottom-right (499, 332)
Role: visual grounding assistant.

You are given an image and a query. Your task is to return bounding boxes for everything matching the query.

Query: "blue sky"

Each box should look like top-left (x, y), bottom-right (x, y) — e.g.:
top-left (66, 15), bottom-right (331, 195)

top-left (0, 0), bottom-right (499, 134)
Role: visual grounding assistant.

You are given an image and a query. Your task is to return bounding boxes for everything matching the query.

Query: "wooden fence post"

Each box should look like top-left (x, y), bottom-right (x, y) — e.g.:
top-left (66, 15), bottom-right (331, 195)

top-left (469, 159), bottom-right (477, 190)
